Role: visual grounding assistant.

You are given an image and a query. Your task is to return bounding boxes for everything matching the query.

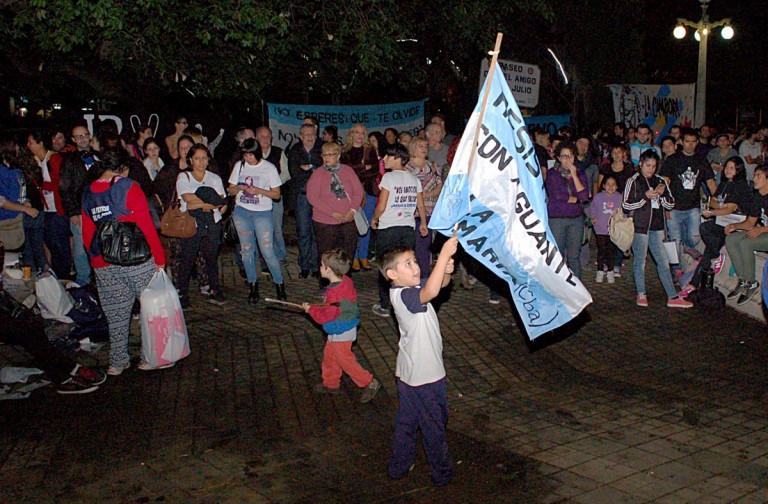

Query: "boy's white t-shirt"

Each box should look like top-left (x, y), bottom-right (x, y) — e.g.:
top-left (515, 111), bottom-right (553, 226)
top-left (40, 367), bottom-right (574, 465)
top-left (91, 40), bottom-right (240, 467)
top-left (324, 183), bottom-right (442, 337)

top-left (228, 159), bottom-right (282, 212)
top-left (390, 281), bottom-right (445, 387)
top-left (176, 170), bottom-right (226, 223)
top-left (378, 170), bottom-right (423, 229)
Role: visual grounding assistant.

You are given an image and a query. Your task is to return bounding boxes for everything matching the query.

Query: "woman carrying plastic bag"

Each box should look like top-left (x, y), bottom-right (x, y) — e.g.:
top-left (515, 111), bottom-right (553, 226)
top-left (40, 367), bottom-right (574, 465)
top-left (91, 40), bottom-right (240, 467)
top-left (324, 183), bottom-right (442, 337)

top-left (140, 269), bottom-right (189, 368)
top-left (81, 149), bottom-right (171, 375)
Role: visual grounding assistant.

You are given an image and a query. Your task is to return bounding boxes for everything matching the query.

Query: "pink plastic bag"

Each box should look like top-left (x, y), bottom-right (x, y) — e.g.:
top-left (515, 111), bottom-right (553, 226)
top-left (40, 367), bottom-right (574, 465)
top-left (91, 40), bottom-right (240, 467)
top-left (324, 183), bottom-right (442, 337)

top-left (139, 270), bottom-right (190, 367)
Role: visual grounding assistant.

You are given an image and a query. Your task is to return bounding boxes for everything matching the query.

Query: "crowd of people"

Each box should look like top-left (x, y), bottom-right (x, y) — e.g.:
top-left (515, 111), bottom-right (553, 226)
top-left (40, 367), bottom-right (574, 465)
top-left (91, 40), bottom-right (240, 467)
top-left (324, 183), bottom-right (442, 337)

top-left (533, 121), bottom-right (768, 308)
top-left (3, 113), bottom-right (768, 486)
top-left (3, 115), bottom-right (768, 319)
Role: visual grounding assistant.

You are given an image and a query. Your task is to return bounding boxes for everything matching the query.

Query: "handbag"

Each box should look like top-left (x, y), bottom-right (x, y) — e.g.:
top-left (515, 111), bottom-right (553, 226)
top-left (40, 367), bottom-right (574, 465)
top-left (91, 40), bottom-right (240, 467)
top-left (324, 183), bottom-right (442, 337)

top-left (662, 217), bottom-right (679, 264)
top-left (608, 211), bottom-right (633, 254)
top-left (97, 219), bottom-right (152, 266)
top-left (222, 214), bottom-right (239, 245)
top-left (353, 207), bottom-right (369, 235)
top-left (346, 192), bottom-right (369, 235)
top-left (0, 213), bottom-right (25, 250)
top-left (159, 188), bottom-right (197, 238)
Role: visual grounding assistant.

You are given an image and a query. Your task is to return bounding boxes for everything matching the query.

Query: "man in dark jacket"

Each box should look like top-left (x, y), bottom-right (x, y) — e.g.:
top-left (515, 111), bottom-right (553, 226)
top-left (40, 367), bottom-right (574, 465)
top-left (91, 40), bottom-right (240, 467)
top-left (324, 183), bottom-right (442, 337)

top-left (60, 125), bottom-right (98, 286)
top-left (287, 124), bottom-right (322, 278)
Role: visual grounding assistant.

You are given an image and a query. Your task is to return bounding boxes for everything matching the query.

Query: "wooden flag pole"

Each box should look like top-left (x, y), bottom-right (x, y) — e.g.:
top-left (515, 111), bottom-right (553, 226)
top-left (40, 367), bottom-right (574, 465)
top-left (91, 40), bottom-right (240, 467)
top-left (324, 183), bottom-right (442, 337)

top-left (466, 32), bottom-right (504, 179)
top-left (264, 298), bottom-right (338, 310)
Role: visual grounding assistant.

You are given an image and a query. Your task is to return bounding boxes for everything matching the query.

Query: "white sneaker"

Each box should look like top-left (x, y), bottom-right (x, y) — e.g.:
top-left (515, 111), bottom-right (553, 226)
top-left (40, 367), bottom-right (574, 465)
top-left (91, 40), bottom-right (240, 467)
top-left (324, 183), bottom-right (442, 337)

top-left (606, 271), bottom-right (615, 284)
top-left (595, 271), bottom-right (605, 283)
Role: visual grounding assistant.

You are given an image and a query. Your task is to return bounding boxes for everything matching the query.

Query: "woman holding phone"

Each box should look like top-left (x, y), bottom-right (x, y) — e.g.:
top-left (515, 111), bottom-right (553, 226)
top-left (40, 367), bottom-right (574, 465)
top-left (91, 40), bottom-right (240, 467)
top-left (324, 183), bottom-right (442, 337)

top-left (623, 150), bottom-right (692, 308)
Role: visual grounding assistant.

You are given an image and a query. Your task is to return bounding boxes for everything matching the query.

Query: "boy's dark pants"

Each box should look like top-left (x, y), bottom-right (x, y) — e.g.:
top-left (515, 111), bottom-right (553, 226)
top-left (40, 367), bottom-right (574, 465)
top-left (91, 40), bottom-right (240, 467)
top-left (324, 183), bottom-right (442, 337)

top-left (388, 377), bottom-right (452, 486)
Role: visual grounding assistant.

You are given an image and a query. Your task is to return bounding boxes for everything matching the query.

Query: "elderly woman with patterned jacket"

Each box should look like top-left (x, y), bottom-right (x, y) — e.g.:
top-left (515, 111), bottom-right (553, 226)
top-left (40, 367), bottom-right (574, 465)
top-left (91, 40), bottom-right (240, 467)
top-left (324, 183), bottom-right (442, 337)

top-left (307, 142), bottom-right (365, 265)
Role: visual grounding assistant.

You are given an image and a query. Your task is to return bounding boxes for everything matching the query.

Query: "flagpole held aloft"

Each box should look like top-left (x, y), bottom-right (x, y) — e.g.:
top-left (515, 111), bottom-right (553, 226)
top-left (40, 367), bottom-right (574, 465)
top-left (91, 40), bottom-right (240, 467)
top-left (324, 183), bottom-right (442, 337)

top-left (466, 32), bottom-right (503, 179)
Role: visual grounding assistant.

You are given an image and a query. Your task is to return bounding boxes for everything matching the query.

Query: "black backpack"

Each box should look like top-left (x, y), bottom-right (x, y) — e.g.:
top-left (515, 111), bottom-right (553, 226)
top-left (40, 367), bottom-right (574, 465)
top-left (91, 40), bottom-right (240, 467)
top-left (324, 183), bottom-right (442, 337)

top-left (687, 287), bottom-right (725, 309)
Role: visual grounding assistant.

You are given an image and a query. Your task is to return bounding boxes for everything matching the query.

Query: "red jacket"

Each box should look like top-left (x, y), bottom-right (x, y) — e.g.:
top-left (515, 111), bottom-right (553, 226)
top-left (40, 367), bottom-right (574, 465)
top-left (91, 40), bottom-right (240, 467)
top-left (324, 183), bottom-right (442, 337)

top-left (41, 152), bottom-right (65, 216)
top-left (81, 177), bottom-right (165, 269)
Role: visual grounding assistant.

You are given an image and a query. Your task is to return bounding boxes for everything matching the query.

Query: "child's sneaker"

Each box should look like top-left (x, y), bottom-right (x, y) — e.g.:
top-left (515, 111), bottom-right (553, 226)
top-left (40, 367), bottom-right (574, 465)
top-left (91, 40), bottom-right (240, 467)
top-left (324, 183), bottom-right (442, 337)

top-left (711, 253), bottom-right (725, 275)
top-left (372, 304), bottom-right (390, 317)
top-left (606, 271), bottom-right (615, 284)
top-left (360, 378), bottom-right (382, 403)
top-left (667, 297), bottom-right (693, 308)
top-left (595, 271), bottom-right (605, 283)
top-left (613, 266), bottom-right (621, 278)
top-left (636, 294), bottom-right (648, 307)
top-left (313, 383), bottom-right (340, 395)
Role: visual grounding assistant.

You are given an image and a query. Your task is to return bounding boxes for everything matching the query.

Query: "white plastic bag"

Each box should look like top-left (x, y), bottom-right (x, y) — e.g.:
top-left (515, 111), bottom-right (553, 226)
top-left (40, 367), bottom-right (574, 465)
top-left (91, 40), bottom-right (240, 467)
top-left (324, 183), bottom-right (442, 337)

top-left (139, 269), bottom-right (190, 367)
top-left (35, 271), bottom-right (75, 323)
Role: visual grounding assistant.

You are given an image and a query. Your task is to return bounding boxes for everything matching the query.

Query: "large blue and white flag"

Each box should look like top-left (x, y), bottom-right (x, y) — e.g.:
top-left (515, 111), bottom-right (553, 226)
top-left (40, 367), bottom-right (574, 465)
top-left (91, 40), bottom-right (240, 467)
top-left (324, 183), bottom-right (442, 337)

top-left (429, 62), bottom-right (592, 340)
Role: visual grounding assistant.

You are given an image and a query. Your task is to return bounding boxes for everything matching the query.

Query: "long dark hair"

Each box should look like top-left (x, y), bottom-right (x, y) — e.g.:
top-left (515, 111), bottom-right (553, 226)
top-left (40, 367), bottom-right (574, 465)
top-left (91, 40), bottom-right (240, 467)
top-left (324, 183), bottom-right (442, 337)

top-left (724, 155), bottom-right (747, 181)
top-left (87, 148), bottom-right (129, 184)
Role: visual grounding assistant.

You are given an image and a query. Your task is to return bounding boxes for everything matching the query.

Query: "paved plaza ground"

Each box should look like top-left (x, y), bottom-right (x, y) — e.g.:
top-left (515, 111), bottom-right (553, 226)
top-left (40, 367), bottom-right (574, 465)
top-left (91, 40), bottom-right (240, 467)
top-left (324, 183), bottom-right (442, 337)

top-left (2, 238), bottom-right (768, 502)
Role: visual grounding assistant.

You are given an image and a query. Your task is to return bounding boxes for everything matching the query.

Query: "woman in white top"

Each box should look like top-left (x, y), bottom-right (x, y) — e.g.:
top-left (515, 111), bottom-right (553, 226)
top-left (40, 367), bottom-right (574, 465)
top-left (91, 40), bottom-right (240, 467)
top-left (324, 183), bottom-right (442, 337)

top-left (228, 138), bottom-right (286, 303)
top-left (175, 144), bottom-right (228, 308)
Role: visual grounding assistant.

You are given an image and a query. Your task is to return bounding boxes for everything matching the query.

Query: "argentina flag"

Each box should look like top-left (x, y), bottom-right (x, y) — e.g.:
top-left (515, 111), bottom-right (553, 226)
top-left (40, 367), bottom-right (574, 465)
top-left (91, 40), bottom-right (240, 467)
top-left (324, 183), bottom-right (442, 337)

top-left (429, 62), bottom-right (592, 340)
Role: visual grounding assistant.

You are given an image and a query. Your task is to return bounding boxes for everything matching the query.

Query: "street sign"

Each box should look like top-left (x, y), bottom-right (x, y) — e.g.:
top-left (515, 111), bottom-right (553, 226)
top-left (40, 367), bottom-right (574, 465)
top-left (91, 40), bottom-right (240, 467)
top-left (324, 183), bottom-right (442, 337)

top-left (479, 58), bottom-right (540, 108)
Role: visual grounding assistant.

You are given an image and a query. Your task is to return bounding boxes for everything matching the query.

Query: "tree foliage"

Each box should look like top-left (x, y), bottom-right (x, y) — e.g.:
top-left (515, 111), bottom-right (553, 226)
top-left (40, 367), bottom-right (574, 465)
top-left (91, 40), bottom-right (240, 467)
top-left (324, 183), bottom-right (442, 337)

top-left (0, 0), bottom-right (552, 109)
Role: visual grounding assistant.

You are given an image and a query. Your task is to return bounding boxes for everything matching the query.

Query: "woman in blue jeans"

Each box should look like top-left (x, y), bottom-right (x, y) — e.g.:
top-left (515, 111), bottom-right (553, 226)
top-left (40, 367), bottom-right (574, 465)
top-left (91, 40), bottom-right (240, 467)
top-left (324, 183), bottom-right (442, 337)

top-left (545, 142), bottom-right (589, 280)
top-left (623, 150), bottom-right (691, 308)
top-left (228, 138), bottom-right (286, 304)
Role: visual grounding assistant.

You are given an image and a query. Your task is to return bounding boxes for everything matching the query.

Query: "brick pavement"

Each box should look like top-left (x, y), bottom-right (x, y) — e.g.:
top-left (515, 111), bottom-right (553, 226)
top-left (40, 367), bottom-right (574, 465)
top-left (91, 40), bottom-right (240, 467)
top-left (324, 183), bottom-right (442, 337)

top-left (2, 240), bottom-right (768, 502)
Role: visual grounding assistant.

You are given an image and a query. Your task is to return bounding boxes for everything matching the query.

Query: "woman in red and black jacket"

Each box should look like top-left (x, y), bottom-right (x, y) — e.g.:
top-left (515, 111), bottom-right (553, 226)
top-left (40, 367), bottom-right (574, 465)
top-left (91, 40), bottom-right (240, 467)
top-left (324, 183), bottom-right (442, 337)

top-left (81, 149), bottom-right (166, 376)
top-left (27, 130), bottom-right (71, 279)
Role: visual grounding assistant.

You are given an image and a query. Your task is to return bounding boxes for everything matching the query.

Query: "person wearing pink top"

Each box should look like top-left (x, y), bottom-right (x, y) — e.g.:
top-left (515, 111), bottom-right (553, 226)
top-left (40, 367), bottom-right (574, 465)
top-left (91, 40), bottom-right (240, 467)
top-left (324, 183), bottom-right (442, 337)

top-left (306, 142), bottom-right (364, 263)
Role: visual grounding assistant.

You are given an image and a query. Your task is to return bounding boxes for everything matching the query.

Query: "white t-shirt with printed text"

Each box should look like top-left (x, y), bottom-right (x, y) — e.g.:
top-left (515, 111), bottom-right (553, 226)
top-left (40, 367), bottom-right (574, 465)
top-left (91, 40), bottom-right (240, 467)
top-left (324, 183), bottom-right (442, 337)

top-left (228, 160), bottom-right (282, 212)
top-left (378, 169), bottom-right (423, 229)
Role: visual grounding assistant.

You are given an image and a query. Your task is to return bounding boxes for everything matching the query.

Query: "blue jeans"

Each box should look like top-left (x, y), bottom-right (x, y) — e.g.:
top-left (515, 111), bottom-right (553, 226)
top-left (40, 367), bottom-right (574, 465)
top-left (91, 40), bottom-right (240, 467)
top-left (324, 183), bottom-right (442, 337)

top-left (355, 193), bottom-right (377, 260)
top-left (668, 208), bottom-right (701, 270)
top-left (243, 197), bottom-right (288, 271)
top-left (70, 220), bottom-right (92, 285)
top-left (233, 206), bottom-right (283, 284)
top-left (23, 212), bottom-right (47, 273)
top-left (295, 193), bottom-right (317, 271)
top-left (632, 230), bottom-right (677, 299)
top-left (43, 212), bottom-right (72, 280)
top-left (549, 216), bottom-right (584, 279)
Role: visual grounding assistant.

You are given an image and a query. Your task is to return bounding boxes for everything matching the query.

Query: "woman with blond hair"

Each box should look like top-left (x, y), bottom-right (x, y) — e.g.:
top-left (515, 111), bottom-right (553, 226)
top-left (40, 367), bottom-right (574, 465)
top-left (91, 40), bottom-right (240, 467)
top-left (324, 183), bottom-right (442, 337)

top-left (340, 123), bottom-right (379, 270)
top-left (406, 136), bottom-right (442, 276)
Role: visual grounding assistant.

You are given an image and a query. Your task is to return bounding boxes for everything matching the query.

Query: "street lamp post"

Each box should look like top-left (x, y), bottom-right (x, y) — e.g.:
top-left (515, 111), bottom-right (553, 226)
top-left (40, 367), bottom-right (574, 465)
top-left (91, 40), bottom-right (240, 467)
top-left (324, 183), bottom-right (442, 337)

top-left (673, 0), bottom-right (733, 127)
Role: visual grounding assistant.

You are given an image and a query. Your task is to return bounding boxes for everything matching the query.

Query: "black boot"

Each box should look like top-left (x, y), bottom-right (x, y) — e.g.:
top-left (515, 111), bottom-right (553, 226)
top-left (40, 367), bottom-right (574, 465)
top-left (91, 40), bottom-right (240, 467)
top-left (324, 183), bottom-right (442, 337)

top-left (275, 282), bottom-right (287, 301)
top-left (248, 282), bottom-right (260, 304)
